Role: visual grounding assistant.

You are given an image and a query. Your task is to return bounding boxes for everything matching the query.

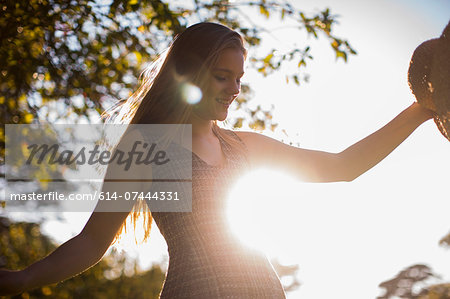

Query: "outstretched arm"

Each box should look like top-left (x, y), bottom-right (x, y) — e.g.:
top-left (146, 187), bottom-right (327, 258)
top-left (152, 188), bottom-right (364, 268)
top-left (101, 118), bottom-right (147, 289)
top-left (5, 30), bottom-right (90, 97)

top-left (236, 102), bottom-right (434, 182)
top-left (336, 102), bottom-right (433, 181)
top-left (0, 211), bottom-right (131, 295)
top-left (0, 130), bottom-right (148, 295)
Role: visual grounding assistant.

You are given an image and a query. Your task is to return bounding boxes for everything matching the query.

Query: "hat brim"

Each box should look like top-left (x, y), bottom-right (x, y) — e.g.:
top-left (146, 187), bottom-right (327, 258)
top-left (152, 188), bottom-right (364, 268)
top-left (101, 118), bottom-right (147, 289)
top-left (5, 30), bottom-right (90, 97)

top-left (408, 21), bottom-right (450, 141)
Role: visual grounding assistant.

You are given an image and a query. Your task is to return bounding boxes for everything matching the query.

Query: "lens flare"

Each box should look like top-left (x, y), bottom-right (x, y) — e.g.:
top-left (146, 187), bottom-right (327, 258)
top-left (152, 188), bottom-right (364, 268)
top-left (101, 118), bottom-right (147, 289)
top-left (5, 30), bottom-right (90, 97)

top-left (181, 83), bottom-right (202, 105)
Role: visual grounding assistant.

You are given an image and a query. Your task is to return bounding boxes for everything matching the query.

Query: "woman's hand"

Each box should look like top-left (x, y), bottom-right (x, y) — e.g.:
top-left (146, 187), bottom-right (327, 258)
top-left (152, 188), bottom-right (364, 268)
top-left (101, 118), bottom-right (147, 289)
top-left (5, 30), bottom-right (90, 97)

top-left (0, 269), bottom-right (28, 296)
top-left (410, 101), bottom-right (436, 122)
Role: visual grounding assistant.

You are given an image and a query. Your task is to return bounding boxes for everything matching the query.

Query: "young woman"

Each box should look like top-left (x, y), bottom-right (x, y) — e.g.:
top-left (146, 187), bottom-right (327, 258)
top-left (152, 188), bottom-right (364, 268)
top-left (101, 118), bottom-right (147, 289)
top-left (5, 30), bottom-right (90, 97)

top-left (0, 22), bottom-right (435, 298)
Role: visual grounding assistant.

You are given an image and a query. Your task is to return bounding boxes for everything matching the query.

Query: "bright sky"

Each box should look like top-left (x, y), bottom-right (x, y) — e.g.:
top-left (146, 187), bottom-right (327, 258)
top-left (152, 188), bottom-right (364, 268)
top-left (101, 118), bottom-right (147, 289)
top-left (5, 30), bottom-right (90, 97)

top-left (5, 1), bottom-right (449, 298)
top-left (237, 0), bottom-right (450, 298)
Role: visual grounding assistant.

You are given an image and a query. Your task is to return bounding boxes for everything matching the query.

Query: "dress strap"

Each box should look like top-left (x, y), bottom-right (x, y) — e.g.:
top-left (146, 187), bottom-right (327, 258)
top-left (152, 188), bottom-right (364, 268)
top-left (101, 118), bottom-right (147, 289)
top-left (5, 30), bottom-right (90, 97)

top-left (215, 128), bottom-right (250, 168)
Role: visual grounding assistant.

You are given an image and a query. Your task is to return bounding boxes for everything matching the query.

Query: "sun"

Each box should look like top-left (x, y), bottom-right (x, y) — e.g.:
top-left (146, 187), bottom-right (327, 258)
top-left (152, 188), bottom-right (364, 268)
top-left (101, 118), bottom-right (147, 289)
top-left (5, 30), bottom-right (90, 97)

top-left (225, 167), bottom-right (306, 262)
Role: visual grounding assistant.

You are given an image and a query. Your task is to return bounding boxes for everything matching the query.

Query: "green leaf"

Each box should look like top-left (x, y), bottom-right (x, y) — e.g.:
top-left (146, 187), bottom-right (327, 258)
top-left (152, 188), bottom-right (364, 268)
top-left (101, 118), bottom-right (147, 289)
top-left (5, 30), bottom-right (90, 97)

top-left (259, 5), bottom-right (270, 18)
top-left (335, 51), bottom-right (347, 62)
top-left (263, 53), bottom-right (274, 64)
top-left (133, 51), bottom-right (142, 64)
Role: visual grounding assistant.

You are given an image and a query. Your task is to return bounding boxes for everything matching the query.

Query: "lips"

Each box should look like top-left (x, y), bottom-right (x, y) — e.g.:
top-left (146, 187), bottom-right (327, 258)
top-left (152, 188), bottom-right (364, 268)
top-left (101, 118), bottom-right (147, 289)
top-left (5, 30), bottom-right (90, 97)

top-left (215, 98), bottom-right (233, 106)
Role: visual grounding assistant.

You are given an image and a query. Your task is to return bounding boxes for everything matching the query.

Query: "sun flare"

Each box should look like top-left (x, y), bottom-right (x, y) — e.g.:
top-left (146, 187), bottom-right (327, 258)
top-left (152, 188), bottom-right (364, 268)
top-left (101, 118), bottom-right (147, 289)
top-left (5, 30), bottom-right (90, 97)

top-left (226, 168), bottom-right (306, 262)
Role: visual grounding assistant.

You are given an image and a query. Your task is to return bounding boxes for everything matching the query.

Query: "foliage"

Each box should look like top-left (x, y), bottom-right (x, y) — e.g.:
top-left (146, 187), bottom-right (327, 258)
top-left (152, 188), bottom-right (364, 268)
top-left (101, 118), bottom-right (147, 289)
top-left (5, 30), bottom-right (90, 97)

top-left (0, 217), bottom-right (165, 298)
top-left (377, 264), bottom-right (450, 299)
top-left (377, 228), bottom-right (450, 298)
top-left (418, 283), bottom-right (450, 299)
top-left (439, 231), bottom-right (450, 249)
top-left (377, 264), bottom-right (438, 299)
top-left (0, 0), bottom-right (357, 132)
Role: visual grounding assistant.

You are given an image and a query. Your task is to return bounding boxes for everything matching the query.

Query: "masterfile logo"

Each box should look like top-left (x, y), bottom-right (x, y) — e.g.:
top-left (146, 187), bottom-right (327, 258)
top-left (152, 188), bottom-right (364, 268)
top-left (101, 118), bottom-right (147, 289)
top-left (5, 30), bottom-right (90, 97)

top-left (4, 124), bottom-right (193, 212)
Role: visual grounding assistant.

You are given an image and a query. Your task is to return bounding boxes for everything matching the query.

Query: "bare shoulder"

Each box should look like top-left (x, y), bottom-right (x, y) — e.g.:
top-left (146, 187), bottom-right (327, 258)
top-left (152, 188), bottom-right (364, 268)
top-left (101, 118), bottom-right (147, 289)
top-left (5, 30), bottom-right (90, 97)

top-left (234, 130), bottom-right (283, 149)
top-left (234, 130), bottom-right (268, 143)
top-left (234, 130), bottom-right (342, 182)
top-left (233, 130), bottom-right (257, 140)
top-left (232, 130), bottom-right (289, 166)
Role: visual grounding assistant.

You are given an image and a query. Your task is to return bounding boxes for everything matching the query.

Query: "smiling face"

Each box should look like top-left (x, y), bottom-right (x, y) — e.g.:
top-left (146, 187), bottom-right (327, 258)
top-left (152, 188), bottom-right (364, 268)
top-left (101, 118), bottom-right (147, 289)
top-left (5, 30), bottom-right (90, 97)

top-left (195, 48), bottom-right (245, 121)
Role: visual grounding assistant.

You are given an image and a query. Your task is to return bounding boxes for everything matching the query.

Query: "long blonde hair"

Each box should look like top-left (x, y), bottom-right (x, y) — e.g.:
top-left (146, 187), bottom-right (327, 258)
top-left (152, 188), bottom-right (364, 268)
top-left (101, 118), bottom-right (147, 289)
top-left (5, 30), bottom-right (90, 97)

top-left (103, 22), bottom-right (248, 243)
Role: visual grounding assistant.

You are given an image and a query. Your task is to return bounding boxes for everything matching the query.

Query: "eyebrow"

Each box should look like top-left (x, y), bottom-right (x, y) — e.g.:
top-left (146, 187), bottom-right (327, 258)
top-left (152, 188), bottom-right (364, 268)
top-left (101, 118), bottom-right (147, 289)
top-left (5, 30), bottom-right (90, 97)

top-left (213, 68), bottom-right (244, 76)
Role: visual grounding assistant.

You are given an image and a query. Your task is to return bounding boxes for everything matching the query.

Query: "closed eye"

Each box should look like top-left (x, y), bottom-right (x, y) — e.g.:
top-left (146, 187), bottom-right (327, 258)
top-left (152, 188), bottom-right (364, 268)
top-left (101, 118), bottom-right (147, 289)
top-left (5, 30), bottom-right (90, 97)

top-left (215, 76), bottom-right (226, 82)
top-left (214, 74), bottom-right (242, 85)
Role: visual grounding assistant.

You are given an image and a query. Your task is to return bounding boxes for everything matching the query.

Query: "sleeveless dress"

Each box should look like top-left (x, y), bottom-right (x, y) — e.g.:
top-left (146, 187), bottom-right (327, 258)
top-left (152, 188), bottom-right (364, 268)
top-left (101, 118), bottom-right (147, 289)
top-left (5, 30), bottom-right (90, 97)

top-left (151, 130), bottom-right (286, 299)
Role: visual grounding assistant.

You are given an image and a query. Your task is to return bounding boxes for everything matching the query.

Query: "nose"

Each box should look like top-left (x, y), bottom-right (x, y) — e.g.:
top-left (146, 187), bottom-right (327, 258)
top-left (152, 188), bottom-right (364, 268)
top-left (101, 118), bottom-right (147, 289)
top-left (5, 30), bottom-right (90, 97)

top-left (228, 80), bottom-right (240, 97)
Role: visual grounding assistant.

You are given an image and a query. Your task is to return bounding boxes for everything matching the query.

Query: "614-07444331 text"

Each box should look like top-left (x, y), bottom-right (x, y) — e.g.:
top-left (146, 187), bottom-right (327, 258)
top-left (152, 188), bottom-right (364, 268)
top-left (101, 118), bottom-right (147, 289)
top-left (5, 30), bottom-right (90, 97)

top-left (8, 191), bottom-right (180, 201)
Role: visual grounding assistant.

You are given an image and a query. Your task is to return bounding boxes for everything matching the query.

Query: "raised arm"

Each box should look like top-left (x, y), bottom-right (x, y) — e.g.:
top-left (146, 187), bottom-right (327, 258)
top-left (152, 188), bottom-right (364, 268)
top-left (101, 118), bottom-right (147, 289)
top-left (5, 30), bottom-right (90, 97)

top-left (0, 210), bottom-right (132, 295)
top-left (335, 102), bottom-right (433, 181)
top-left (0, 130), bottom-right (148, 295)
top-left (236, 102), bottom-right (434, 182)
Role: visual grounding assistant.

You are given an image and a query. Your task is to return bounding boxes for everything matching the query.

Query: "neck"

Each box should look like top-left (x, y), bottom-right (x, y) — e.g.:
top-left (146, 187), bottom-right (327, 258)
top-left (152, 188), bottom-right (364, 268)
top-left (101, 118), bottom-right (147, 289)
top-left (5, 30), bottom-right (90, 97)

top-left (189, 112), bottom-right (215, 138)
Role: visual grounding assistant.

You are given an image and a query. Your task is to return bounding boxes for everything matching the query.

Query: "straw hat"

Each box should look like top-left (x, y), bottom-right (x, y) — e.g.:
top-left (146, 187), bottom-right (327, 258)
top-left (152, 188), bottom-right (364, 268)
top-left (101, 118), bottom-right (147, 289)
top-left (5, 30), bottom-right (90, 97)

top-left (408, 21), bottom-right (450, 141)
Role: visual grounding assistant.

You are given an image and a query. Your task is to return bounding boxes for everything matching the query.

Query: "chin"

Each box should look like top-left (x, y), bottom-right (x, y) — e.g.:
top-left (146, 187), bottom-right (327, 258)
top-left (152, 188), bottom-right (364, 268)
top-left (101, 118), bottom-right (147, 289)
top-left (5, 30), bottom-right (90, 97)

top-left (216, 116), bottom-right (227, 122)
top-left (211, 108), bottom-right (229, 121)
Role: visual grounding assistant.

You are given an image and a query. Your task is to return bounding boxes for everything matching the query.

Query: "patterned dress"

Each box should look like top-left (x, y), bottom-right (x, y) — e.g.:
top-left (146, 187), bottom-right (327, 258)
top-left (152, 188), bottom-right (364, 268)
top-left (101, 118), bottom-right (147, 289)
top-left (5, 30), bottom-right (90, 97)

top-left (151, 130), bottom-right (286, 299)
